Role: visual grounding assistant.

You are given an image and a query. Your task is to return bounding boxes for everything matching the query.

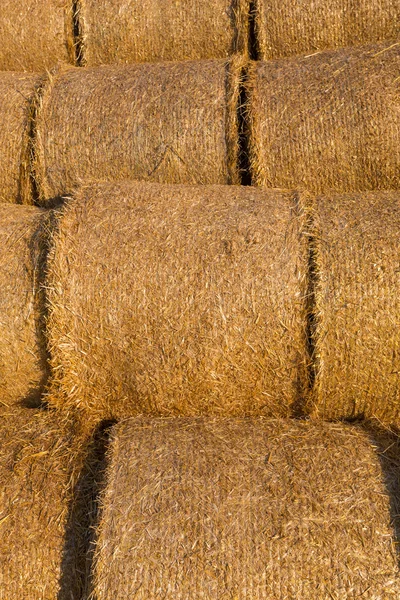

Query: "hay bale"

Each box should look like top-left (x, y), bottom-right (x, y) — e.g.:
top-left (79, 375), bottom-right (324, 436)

top-left (46, 181), bottom-right (309, 425)
top-left (0, 204), bottom-right (49, 407)
top-left (34, 58), bottom-right (242, 202)
top-left (310, 191), bottom-right (400, 423)
top-left (92, 417), bottom-right (400, 599)
top-left (0, 407), bottom-right (81, 599)
top-left (247, 41), bottom-right (400, 193)
top-left (0, 72), bottom-right (42, 204)
top-left (77, 0), bottom-right (249, 65)
top-left (0, 1), bottom-right (74, 71)
top-left (256, 0), bottom-right (399, 59)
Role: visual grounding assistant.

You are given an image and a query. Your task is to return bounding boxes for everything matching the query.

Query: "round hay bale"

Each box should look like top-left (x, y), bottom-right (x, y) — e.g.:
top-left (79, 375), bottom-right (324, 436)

top-left (0, 72), bottom-right (41, 204)
top-left (0, 0), bottom-right (74, 71)
top-left (0, 407), bottom-right (81, 599)
top-left (92, 417), bottom-right (400, 599)
top-left (77, 0), bottom-right (249, 65)
top-left (0, 204), bottom-right (49, 407)
top-left (310, 191), bottom-right (400, 423)
top-left (46, 181), bottom-right (309, 426)
top-left (247, 41), bottom-right (400, 193)
top-left (255, 0), bottom-right (399, 59)
top-left (34, 58), bottom-right (243, 203)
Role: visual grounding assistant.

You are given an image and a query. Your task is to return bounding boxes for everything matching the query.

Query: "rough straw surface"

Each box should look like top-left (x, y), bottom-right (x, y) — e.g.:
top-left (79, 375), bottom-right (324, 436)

top-left (78, 0), bottom-right (249, 65)
top-left (311, 191), bottom-right (400, 423)
top-left (0, 407), bottom-right (78, 600)
top-left (0, 72), bottom-right (41, 204)
top-left (248, 41), bottom-right (400, 193)
top-left (47, 182), bottom-right (309, 426)
top-left (92, 417), bottom-right (400, 599)
top-left (0, 0), bottom-right (73, 71)
top-left (256, 0), bottom-right (400, 59)
top-left (0, 205), bottom-right (49, 407)
top-left (34, 59), bottom-right (242, 202)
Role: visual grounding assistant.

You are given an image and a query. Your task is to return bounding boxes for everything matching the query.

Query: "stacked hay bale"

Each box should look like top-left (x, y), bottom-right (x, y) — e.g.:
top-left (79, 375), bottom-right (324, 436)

top-left (255, 0), bottom-right (399, 59)
top-left (247, 41), bottom-right (400, 192)
top-left (0, 204), bottom-right (49, 407)
top-left (0, 73), bottom-right (41, 204)
top-left (91, 417), bottom-right (400, 599)
top-left (77, 0), bottom-right (249, 65)
top-left (0, 407), bottom-right (82, 599)
top-left (46, 181), bottom-right (309, 426)
top-left (0, 0), bottom-right (74, 71)
top-left (309, 191), bottom-right (400, 423)
top-left (34, 59), bottom-right (243, 201)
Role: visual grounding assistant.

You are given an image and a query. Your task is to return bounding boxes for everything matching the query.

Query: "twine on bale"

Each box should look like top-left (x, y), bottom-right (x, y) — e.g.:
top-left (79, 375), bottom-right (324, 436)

top-left (46, 181), bottom-right (309, 429)
top-left (91, 417), bottom-right (400, 599)
top-left (0, 204), bottom-right (49, 407)
top-left (33, 57), bottom-right (244, 203)
top-left (76, 0), bottom-right (250, 65)
top-left (247, 41), bottom-right (400, 193)
top-left (309, 191), bottom-right (400, 424)
top-left (0, 0), bottom-right (74, 71)
top-left (255, 0), bottom-right (400, 59)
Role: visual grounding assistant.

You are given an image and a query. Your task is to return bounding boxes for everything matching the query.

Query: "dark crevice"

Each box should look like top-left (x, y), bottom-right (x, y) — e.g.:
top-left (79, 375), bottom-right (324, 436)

top-left (238, 73), bottom-right (252, 186)
top-left (248, 0), bottom-right (260, 61)
top-left (72, 0), bottom-right (84, 67)
top-left (58, 420), bottom-right (116, 600)
top-left (305, 214), bottom-right (318, 393)
top-left (26, 89), bottom-right (41, 206)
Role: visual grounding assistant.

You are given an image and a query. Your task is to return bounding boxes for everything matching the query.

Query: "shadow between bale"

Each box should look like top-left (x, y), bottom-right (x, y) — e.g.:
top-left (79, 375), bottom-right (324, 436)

top-left (57, 420), bottom-right (116, 600)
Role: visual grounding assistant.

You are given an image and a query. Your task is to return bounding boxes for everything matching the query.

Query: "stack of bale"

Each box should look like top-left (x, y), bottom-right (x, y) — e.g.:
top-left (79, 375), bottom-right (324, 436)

top-left (0, 0), bottom-right (399, 598)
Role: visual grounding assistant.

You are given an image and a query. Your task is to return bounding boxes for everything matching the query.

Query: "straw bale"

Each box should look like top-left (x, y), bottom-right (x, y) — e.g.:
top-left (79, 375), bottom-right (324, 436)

top-left (247, 41), bottom-right (400, 193)
top-left (77, 0), bottom-right (249, 65)
top-left (46, 181), bottom-right (309, 425)
top-left (34, 58), bottom-right (242, 203)
top-left (256, 0), bottom-right (400, 60)
top-left (0, 204), bottom-right (49, 407)
top-left (0, 72), bottom-right (42, 204)
top-left (92, 417), bottom-right (400, 599)
top-left (0, 407), bottom-right (80, 599)
top-left (0, 0), bottom-right (74, 71)
top-left (310, 191), bottom-right (400, 423)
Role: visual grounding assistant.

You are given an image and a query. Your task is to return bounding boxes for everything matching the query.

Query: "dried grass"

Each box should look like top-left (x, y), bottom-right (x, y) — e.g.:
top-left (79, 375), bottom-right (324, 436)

top-left (247, 41), bottom-right (400, 193)
top-left (92, 417), bottom-right (400, 599)
top-left (310, 191), bottom-right (400, 423)
top-left (0, 204), bottom-right (49, 407)
top-left (77, 0), bottom-right (249, 65)
top-left (34, 58), bottom-right (243, 203)
top-left (46, 181), bottom-right (309, 428)
top-left (0, 72), bottom-right (41, 204)
top-left (0, 0), bottom-right (74, 71)
top-left (255, 0), bottom-right (400, 59)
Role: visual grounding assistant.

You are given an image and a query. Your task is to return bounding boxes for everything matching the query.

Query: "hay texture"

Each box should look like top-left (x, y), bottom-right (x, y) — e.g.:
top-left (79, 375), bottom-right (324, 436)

top-left (34, 59), bottom-right (242, 202)
top-left (247, 41), bottom-right (400, 193)
top-left (0, 204), bottom-right (49, 407)
top-left (255, 0), bottom-right (400, 59)
top-left (47, 181), bottom-right (309, 425)
top-left (0, 407), bottom-right (79, 600)
top-left (77, 0), bottom-right (249, 65)
top-left (0, 73), bottom-right (41, 204)
top-left (0, 0), bottom-right (73, 71)
top-left (92, 417), bottom-right (400, 599)
top-left (310, 191), bottom-right (400, 423)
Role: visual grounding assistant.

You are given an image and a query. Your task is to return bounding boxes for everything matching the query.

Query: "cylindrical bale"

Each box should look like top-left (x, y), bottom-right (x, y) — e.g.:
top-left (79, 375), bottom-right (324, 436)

top-left (0, 73), bottom-right (41, 204)
top-left (0, 205), bottom-right (48, 407)
top-left (92, 417), bottom-right (400, 599)
top-left (47, 181), bottom-right (309, 425)
top-left (255, 0), bottom-right (399, 60)
top-left (310, 191), bottom-right (400, 423)
top-left (247, 41), bottom-right (400, 194)
top-left (77, 0), bottom-right (249, 65)
top-left (0, 407), bottom-right (81, 600)
top-left (0, 1), bottom-right (74, 71)
top-left (34, 59), bottom-right (242, 202)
